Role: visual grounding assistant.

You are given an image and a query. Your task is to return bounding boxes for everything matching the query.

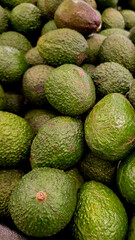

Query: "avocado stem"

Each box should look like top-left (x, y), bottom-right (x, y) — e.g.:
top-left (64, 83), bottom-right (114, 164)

top-left (36, 191), bottom-right (47, 202)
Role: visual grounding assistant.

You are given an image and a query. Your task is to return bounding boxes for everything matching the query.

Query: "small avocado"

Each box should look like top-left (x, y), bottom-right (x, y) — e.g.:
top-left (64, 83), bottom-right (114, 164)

top-left (41, 20), bottom-right (57, 35)
top-left (25, 47), bottom-right (46, 66)
top-left (101, 8), bottom-right (125, 29)
top-left (121, 9), bottom-right (135, 30)
top-left (54, 0), bottom-right (101, 36)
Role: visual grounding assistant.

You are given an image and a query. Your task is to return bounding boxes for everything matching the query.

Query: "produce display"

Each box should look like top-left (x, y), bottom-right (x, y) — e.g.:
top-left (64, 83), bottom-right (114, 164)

top-left (0, 0), bottom-right (135, 239)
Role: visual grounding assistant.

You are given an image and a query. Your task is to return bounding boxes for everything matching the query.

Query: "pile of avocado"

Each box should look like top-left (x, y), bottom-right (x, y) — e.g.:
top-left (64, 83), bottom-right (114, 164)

top-left (1, 0), bottom-right (135, 239)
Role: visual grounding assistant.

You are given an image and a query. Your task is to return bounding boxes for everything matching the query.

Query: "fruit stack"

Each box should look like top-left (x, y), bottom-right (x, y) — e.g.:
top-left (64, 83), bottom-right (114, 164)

top-left (0, 0), bottom-right (135, 239)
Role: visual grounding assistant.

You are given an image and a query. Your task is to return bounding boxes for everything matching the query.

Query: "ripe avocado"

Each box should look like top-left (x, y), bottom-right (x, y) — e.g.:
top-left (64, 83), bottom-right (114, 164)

top-left (37, 28), bottom-right (88, 67)
top-left (116, 151), bottom-right (135, 204)
top-left (54, 0), bottom-right (101, 36)
top-left (0, 46), bottom-right (28, 83)
top-left (0, 169), bottom-right (24, 219)
top-left (45, 64), bottom-right (95, 116)
top-left (98, 33), bottom-right (135, 74)
top-left (9, 167), bottom-right (77, 237)
top-left (0, 31), bottom-right (32, 54)
top-left (0, 5), bottom-right (9, 33)
top-left (30, 116), bottom-right (84, 169)
top-left (91, 61), bottom-right (133, 97)
top-left (72, 180), bottom-right (128, 240)
top-left (0, 85), bottom-right (6, 110)
top-left (101, 8), bottom-right (125, 29)
top-left (0, 111), bottom-right (34, 168)
top-left (84, 93), bottom-right (135, 161)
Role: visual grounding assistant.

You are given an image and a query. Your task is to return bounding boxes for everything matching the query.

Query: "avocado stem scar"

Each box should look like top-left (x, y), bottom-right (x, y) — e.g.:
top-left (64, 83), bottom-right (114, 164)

top-left (36, 191), bottom-right (47, 202)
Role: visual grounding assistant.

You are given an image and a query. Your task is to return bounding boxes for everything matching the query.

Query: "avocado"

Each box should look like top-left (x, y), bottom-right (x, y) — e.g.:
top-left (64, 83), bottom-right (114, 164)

top-left (0, 0), bottom-right (37, 9)
top-left (81, 63), bottom-right (96, 76)
top-left (128, 216), bottom-right (135, 240)
top-left (79, 149), bottom-right (116, 185)
top-left (0, 31), bottom-right (32, 54)
top-left (96, 0), bottom-right (118, 10)
top-left (91, 61), bottom-right (133, 97)
top-left (121, 9), bottom-right (135, 30)
top-left (0, 5), bottom-right (9, 33)
top-left (45, 64), bottom-right (95, 116)
top-left (0, 224), bottom-right (26, 240)
top-left (72, 180), bottom-right (128, 240)
top-left (24, 108), bottom-right (56, 135)
top-left (41, 20), bottom-right (57, 35)
top-left (25, 47), bottom-right (46, 66)
top-left (117, 150), bottom-right (135, 204)
top-left (0, 111), bottom-right (34, 168)
top-left (22, 64), bottom-right (54, 107)
top-left (98, 33), bottom-right (135, 74)
top-left (84, 93), bottom-right (135, 161)
top-left (0, 46), bottom-right (28, 83)
top-left (9, 167), bottom-right (77, 237)
top-left (37, 28), bottom-right (88, 67)
top-left (0, 169), bottom-right (24, 219)
top-left (84, 0), bottom-right (97, 8)
top-left (54, 0), bottom-right (101, 36)
top-left (0, 85), bottom-right (6, 110)
top-left (10, 3), bottom-right (43, 36)
top-left (129, 26), bottom-right (135, 44)
top-left (100, 28), bottom-right (130, 37)
top-left (4, 91), bottom-right (24, 115)
top-left (37, 0), bottom-right (63, 19)
top-left (30, 116), bottom-right (84, 170)
top-left (66, 167), bottom-right (84, 192)
top-left (101, 8), bottom-right (125, 29)
top-left (128, 79), bottom-right (135, 108)
top-left (86, 33), bottom-right (106, 64)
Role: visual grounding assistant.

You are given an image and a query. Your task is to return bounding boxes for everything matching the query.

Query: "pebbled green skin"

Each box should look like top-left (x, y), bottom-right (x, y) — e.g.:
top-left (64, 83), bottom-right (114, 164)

top-left (98, 33), bottom-right (135, 74)
top-left (86, 33), bottom-right (106, 64)
top-left (0, 6), bottom-right (9, 33)
top-left (10, 3), bottom-right (42, 36)
top-left (37, 28), bottom-right (88, 67)
top-left (30, 116), bottom-right (84, 170)
top-left (0, 85), bottom-right (6, 110)
top-left (128, 79), bottom-right (135, 108)
top-left (9, 167), bottom-right (77, 237)
top-left (99, 28), bottom-right (130, 37)
top-left (66, 167), bottom-right (84, 192)
top-left (101, 8), bottom-right (125, 30)
top-left (25, 47), bottom-right (46, 66)
top-left (116, 150), bottom-right (135, 204)
top-left (128, 216), bottom-right (135, 240)
top-left (72, 180), bottom-right (128, 240)
top-left (0, 46), bottom-right (28, 83)
top-left (129, 26), bottom-right (135, 44)
top-left (22, 64), bottom-right (54, 107)
top-left (0, 0), bottom-right (37, 9)
top-left (84, 93), bottom-right (135, 161)
top-left (41, 20), bottom-right (57, 35)
top-left (0, 111), bottom-right (34, 167)
top-left (0, 169), bottom-right (24, 219)
top-left (0, 31), bottom-right (32, 54)
top-left (91, 62), bottom-right (133, 97)
top-left (45, 64), bottom-right (95, 116)
top-left (121, 10), bottom-right (135, 30)
top-left (79, 149), bottom-right (116, 185)
top-left (24, 108), bottom-right (56, 135)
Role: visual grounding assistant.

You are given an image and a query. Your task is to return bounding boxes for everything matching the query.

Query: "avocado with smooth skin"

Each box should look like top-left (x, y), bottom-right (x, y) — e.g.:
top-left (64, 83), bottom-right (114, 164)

top-left (54, 0), bottom-right (101, 36)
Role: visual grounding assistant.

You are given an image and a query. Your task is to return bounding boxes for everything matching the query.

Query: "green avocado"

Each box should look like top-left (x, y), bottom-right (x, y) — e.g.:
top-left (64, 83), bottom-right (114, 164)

top-left (129, 26), bottom-right (135, 44)
top-left (128, 216), bottom-right (135, 240)
top-left (9, 167), bottom-right (77, 237)
top-left (37, 28), bottom-right (88, 67)
top-left (99, 28), bottom-right (130, 37)
top-left (0, 5), bottom-right (9, 33)
top-left (128, 79), bottom-right (135, 108)
top-left (66, 167), bottom-right (84, 192)
top-left (101, 8), bottom-right (125, 29)
top-left (121, 9), bottom-right (135, 30)
top-left (25, 47), bottom-right (46, 66)
top-left (0, 85), bottom-right (6, 110)
top-left (72, 180), bottom-right (128, 240)
top-left (0, 169), bottom-right (24, 219)
top-left (30, 116), bottom-right (84, 170)
top-left (0, 0), bottom-right (37, 9)
top-left (0, 111), bottom-right (34, 168)
top-left (4, 91), bottom-right (24, 115)
top-left (84, 93), bottom-right (135, 161)
top-left (96, 0), bottom-right (118, 10)
top-left (41, 20), bottom-right (57, 35)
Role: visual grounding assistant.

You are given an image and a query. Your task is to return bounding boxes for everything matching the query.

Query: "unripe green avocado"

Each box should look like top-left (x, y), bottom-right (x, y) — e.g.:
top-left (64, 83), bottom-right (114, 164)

top-left (9, 167), bottom-right (77, 237)
top-left (0, 5), bottom-right (9, 33)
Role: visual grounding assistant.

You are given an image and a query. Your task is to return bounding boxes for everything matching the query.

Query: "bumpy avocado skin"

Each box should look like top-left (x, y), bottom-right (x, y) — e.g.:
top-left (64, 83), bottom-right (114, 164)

top-left (101, 8), bottom-right (125, 29)
top-left (37, 28), bottom-right (88, 67)
top-left (0, 169), bottom-right (24, 219)
top-left (25, 47), bottom-right (46, 66)
top-left (72, 181), bottom-right (128, 240)
top-left (0, 31), bottom-right (32, 54)
top-left (0, 111), bottom-right (34, 167)
top-left (45, 64), bottom-right (95, 116)
top-left (0, 6), bottom-right (9, 33)
top-left (121, 9), bottom-right (135, 30)
top-left (30, 116), bottom-right (84, 170)
top-left (9, 167), bottom-right (77, 237)
top-left (117, 151), bottom-right (135, 204)
top-left (84, 93), bottom-right (135, 161)
top-left (0, 46), bottom-right (28, 83)
top-left (98, 34), bottom-right (135, 74)
top-left (0, 0), bottom-right (37, 9)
